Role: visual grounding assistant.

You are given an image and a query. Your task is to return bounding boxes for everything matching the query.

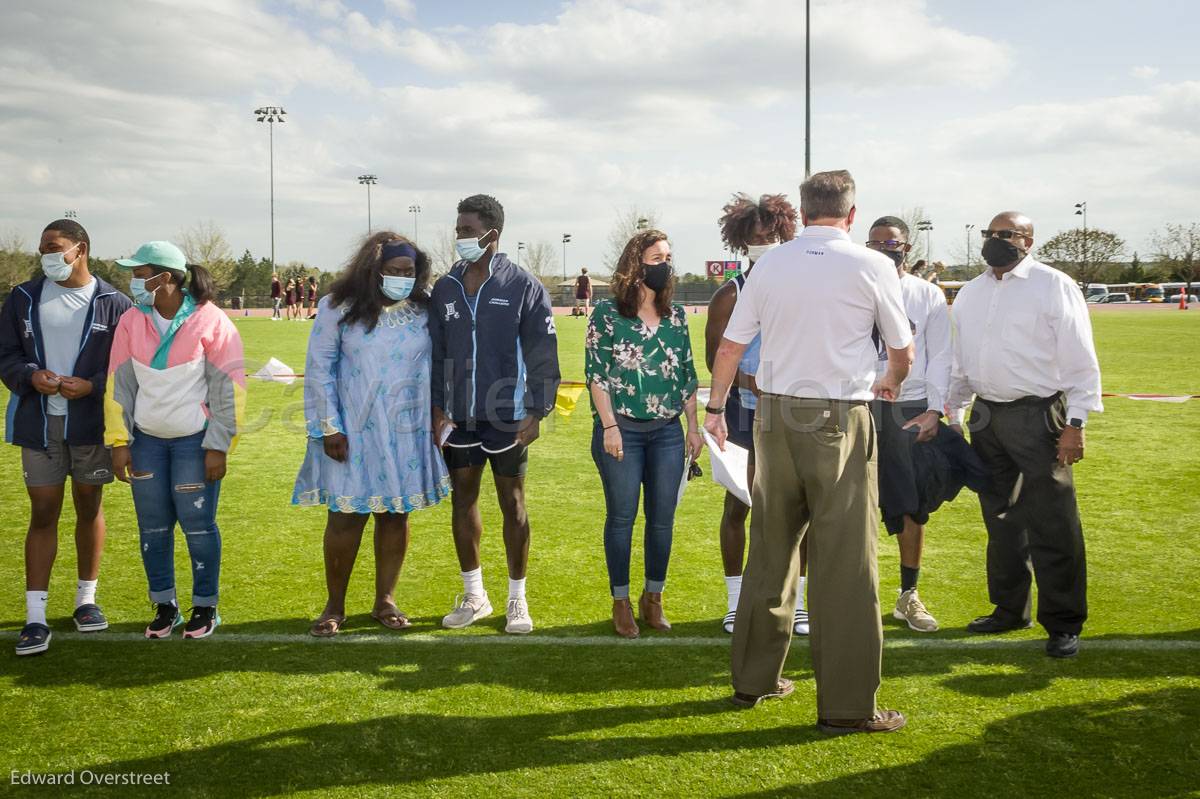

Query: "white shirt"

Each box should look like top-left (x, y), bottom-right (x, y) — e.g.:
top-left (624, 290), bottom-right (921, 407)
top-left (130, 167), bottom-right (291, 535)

top-left (947, 256), bottom-right (1103, 423)
top-left (152, 308), bottom-right (173, 338)
top-left (39, 278), bottom-right (96, 415)
top-left (725, 226), bottom-right (913, 401)
top-left (874, 272), bottom-right (951, 412)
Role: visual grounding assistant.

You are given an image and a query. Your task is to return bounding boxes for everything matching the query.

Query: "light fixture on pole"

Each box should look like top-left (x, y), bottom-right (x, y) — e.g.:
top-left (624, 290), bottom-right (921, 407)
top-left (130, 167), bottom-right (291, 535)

top-left (636, 217), bottom-right (649, 231)
top-left (964, 224), bottom-right (975, 269)
top-left (917, 220), bottom-right (934, 264)
top-left (64, 210), bottom-right (77, 219)
top-left (408, 204), bottom-right (421, 241)
top-left (562, 233), bottom-right (572, 280)
top-left (254, 106), bottom-right (286, 273)
top-left (517, 241), bottom-right (526, 268)
top-left (357, 175), bottom-right (378, 233)
top-left (1075, 201), bottom-right (1088, 281)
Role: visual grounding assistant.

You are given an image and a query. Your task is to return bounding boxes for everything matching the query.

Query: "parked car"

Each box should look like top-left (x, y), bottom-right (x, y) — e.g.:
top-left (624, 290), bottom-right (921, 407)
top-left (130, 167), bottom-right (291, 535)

top-left (1168, 293), bottom-right (1198, 304)
top-left (1096, 293), bottom-right (1131, 303)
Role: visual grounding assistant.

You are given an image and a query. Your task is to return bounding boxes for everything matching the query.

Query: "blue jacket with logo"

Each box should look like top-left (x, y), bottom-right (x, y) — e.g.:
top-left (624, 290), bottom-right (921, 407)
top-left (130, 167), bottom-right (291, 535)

top-left (0, 276), bottom-right (133, 448)
top-left (429, 253), bottom-right (561, 424)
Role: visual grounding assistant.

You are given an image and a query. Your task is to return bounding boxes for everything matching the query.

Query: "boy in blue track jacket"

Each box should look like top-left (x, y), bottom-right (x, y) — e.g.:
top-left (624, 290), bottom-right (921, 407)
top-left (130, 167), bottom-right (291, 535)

top-left (0, 219), bottom-right (132, 656)
top-left (429, 194), bottom-right (561, 635)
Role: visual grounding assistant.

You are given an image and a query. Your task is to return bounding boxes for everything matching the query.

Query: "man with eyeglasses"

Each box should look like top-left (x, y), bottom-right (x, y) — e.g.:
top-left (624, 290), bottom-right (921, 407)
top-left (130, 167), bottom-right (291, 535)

top-left (947, 212), bottom-right (1102, 659)
top-left (865, 216), bottom-right (951, 633)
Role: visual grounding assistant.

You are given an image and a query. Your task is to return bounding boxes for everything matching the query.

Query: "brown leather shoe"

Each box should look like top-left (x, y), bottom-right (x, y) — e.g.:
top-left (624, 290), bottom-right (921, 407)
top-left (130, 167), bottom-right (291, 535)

top-left (638, 591), bottom-right (671, 631)
top-left (818, 709), bottom-right (907, 735)
top-left (730, 678), bottom-right (795, 709)
top-left (612, 598), bottom-right (639, 639)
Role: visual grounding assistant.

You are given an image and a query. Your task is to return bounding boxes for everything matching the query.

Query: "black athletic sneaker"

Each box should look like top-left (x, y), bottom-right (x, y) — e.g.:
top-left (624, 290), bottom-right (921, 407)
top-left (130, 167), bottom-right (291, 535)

top-left (145, 603), bottom-right (181, 639)
top-left (183, 606), bottom-right (220, 639)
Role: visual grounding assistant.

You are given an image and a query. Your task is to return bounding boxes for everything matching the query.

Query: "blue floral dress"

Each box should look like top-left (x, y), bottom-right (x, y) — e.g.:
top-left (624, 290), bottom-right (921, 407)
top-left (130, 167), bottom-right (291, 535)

top-left (292, 296), bottom-right (450, 513)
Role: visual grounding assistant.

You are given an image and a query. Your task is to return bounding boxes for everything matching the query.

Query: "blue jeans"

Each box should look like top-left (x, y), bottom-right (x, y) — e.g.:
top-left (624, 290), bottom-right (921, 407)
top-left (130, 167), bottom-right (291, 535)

top-left (129, 428), bottom-right (222, 607)
top-left (590, 418), bottom-right (685, 598)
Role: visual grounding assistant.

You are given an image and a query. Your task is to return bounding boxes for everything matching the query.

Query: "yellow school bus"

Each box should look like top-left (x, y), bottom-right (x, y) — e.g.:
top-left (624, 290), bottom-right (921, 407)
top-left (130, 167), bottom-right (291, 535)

top-left (1132, 283), bottom-right (1165, 302)
top-left (940, 281), bottom-right (966, 305)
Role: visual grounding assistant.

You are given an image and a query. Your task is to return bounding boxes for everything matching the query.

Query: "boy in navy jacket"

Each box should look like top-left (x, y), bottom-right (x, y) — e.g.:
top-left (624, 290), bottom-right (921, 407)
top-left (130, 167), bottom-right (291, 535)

top-left (0, 219), bottom-right (132, 655)
top-left (430, 194), bottom-right (560, 635)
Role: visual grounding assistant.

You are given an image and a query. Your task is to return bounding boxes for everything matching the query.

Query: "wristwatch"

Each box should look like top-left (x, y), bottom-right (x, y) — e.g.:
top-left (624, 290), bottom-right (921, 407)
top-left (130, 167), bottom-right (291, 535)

top-left (1067, 417), bottom-right (1085, 429)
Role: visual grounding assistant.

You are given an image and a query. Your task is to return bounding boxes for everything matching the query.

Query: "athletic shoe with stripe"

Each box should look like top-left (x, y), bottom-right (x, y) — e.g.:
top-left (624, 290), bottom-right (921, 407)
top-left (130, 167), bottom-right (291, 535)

top-left (442, 592), bottom-right (493, 629)
top-left (793, 606), bottom-right (810, 636)
top-left (183, 606), bottom-right (221, 639)
top-left (722, 610), bottom-right (736, 634)
top-left (894, 588), bottom-right (939, 632)
top-left (145, 603), bottom-right (182, 639)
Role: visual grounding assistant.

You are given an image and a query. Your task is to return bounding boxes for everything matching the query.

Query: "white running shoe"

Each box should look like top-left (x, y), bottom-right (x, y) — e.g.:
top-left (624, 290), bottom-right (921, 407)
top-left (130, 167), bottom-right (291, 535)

top-left (442, 592), bottom-right (493, 629)
top-left (505, 598), bottom-right (533, 634)
top-left (793, 606), bottom-right (810, 636)
top-left (894, 588), bottom-right (939, 632)
top-left (722, 610), bottom-right (736, 634)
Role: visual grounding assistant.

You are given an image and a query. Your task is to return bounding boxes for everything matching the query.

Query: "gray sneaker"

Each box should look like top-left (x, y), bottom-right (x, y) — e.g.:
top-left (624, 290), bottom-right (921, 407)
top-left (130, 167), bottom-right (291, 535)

top-left (894, 588), bottom-right (939, 632)
top-left (442, 592), bottom-right (493, 629)
top-left (504, 599), bottom-right (533, 634)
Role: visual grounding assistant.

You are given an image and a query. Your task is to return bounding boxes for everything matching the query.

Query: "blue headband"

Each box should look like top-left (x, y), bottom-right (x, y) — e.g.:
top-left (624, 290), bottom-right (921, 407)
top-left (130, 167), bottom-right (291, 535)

top-left (381, 241), bottom-right (417, 262)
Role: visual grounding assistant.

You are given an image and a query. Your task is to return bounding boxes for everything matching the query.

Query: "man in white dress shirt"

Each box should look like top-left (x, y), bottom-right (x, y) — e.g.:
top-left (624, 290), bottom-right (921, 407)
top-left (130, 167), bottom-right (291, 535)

top-left (948, 211), bottom-right (1102, 659)
top-left (706, 170), bottom-right (914, 735)
top-left (866, 216), bottom-right (952, 633)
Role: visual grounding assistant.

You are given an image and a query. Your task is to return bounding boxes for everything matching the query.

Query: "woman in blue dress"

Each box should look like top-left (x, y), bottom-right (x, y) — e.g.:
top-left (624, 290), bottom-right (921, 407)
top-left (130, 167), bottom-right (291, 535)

top-left (293, 233), bottom-right (450, 636)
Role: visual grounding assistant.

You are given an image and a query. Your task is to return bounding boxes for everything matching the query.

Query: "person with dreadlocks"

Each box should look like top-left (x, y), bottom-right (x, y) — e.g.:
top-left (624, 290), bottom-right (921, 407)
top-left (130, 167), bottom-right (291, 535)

top-left (704, 192), bottom-right (810, 637)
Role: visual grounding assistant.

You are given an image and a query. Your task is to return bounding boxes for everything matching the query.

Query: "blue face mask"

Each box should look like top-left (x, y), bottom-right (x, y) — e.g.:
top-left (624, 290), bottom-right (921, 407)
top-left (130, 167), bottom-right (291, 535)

top-left (129, 277), bottom-right (158, 307)
top-left (381, 275), bottom-right (416, 302)
top-left (455, 230), bottom-right (494, 263)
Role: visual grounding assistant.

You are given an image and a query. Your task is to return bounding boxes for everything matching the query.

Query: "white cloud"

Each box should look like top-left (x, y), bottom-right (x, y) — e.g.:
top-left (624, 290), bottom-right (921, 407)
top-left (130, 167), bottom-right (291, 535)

top-left (1132, 65), bottom-right (1160, 80)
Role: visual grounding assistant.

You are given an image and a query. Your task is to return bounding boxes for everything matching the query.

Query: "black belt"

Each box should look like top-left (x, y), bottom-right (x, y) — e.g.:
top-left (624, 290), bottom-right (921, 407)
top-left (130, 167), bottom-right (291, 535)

top-left (976, 392), bottom-right (1062, 408)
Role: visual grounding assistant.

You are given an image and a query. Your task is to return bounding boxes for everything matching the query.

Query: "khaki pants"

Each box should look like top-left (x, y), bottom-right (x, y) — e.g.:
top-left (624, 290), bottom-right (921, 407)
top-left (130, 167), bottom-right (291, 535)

top-left (730, 394), bottom-right (882, 719)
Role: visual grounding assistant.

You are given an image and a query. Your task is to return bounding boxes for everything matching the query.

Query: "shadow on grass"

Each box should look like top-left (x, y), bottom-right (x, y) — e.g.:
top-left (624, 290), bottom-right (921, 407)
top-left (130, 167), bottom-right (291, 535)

top-left (733, 686), bottom-right (1200, 798)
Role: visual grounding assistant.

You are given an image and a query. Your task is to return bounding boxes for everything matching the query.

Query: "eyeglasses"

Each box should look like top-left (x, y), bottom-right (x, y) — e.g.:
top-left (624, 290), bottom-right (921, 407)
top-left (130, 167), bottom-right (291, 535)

top-left (866, 240), bottom-right (911, 251)
top-left (980, 229), bottom-right (1028, 240)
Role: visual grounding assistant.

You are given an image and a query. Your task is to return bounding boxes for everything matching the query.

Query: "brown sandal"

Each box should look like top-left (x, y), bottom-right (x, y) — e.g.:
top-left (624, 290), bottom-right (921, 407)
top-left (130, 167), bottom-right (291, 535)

top-left (370, 606), bottom-right (412, 630)
top-left (309, 614), bottom-right (346, 638)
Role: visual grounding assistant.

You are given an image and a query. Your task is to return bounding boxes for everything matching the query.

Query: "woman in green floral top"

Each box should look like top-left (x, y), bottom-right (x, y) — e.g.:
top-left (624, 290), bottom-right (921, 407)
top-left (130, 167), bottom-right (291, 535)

top-left (585, 229), bottom-right (703, 638)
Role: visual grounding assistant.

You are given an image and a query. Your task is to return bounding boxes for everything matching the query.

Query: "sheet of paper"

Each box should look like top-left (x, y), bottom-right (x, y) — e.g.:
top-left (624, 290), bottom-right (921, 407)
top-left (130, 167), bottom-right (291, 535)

top-left (701, 429), bottom-right (752, 507)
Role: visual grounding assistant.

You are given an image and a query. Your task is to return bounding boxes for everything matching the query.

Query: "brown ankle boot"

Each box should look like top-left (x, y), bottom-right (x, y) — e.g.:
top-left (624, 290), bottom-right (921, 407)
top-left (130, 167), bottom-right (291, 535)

top-left (638, 591), bottom-right (671, 631)
top-left (612, 598), bottom-right (639, 639)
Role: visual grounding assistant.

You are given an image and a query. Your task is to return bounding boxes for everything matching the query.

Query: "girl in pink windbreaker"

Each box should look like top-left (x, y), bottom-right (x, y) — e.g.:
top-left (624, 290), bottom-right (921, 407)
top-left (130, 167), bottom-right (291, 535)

top-left (104, 240), bottom-right (245, 640)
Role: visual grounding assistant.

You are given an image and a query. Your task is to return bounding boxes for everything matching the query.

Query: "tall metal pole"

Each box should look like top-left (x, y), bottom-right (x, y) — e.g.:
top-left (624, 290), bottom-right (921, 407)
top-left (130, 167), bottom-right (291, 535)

top-left (269, 118), bottom-right (275, 271)
top-left (409, 204), bottom-right (421, 241)
top-left (1076, 201), bottom-right (1088, 280)
top-left (366, 182), bottom-right (372, 232)
top-left (804, 0), bottom-right (811, 178)
top-left (965, 224), bottom-right (975, 269)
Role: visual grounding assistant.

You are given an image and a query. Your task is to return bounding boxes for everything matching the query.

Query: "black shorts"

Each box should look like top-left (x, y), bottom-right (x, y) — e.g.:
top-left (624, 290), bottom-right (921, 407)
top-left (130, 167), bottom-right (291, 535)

top-left (873, 399), bottom-right (930, 534)
top-left (725, 388), bottom-right (756, 455)
top-left (442, 420), bottom-right (529, 478)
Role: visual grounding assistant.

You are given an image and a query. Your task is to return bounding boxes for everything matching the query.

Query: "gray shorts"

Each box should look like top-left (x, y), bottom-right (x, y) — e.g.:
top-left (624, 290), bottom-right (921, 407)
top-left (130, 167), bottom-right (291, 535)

top-left (21, 414), bottom-right (114, 487)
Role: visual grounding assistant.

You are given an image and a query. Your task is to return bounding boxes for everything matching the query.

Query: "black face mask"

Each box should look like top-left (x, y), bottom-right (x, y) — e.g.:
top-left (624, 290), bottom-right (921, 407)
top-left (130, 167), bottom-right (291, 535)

top-left (981, 237), bottom-right (1024, 268)
top-left (880, 249), bottom-right (905, 269)
top-left (642, 262), bottom-right (672, 292)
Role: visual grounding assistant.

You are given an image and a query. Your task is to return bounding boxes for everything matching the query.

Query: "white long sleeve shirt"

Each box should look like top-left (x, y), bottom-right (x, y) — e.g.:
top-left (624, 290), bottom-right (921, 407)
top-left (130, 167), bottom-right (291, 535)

top-left (874, 272), bottom-right (952, 412)
top-left (947, 256), bottom-right (1103, 424)
top-left (725, 226), bottom-right (913, 402)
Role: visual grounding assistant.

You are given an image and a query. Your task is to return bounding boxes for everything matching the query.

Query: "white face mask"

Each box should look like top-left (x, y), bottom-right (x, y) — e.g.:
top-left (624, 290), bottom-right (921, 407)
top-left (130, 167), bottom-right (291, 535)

top-left (40, 243), bottom-right (81, 281)
top-left (746, 242), bottom-right (779, 263)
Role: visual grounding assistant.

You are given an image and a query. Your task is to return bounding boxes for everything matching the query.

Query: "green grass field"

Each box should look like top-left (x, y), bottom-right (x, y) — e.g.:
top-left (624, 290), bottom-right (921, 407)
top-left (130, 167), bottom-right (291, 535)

top-left (2, 308), bottom-right (1199, 798)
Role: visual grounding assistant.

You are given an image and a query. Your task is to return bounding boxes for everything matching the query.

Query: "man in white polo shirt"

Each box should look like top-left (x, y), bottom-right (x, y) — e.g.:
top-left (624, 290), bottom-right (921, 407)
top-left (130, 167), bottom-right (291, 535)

top-left (705, 170), bottom-right (914, 735)
top-left (948, 211), bottom-right (1101, 659)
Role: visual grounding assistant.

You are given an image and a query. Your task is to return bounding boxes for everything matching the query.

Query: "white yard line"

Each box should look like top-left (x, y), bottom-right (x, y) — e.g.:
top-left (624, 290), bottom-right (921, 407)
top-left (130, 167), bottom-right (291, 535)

top-left (4, 631), bottom-right (1198, 650)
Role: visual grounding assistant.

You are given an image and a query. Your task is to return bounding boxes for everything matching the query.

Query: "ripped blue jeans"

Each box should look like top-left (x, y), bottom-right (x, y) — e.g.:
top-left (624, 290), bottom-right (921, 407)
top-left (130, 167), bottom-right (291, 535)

top-left (129, 428), bottom-right (222, 607)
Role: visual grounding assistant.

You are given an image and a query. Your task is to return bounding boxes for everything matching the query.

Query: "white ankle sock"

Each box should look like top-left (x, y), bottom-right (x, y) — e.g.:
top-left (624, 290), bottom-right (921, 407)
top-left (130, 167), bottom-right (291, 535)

top-left (508, 577), bottom-right (526, 602)
top-left (461, 567), bottom-right (484, 597)
top-left (797, 576), bottom-right (808, 611)
top-left (724, 575), bottom-right (742, 613)
top-left (76, 579), bottom-right (97, 609)
top-left (26, 591), bottom-right (48, 626)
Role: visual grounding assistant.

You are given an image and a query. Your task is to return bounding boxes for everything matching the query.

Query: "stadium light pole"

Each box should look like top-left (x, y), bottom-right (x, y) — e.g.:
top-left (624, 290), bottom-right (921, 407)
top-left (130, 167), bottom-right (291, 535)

top-left (964, 223), bottom-right (975, 269)
top-left (357, 175), bottom-right (377, 233)
top-left (409, 203), bottom-right (421, 241)
top-left (517, 241), bottom-right (526, 268)
top-left (1075, 201), bottom-right (1088, 280)
top-left (254, 106), bottom-right (286, 272)
top-left (64, 210), bottom-right (77, 219)
top-left (804, 0), bottom-right (811, 178)
top-left (636, 217), bottom-right (649, 231)
top-left (917, 220), bottom-right (933, 264)
top-left (562, 233), bottom-right (572, 280)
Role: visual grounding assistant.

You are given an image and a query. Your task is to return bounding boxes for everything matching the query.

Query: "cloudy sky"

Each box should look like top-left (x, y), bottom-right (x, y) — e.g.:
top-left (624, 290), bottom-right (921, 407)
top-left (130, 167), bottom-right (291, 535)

top-left (1, 0), bottom-right (1197, 276)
